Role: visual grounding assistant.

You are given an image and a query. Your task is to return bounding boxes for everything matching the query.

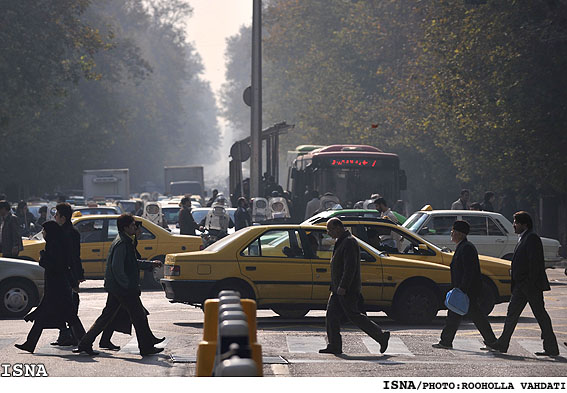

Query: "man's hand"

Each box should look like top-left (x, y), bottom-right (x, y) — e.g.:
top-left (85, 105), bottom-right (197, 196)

top-left (336, 287), bottom-right (346, 296)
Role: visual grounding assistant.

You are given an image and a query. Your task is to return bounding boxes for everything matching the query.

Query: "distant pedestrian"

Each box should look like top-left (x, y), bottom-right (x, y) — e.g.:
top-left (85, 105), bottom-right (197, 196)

top-left (432, 220), bottom-right (497, 350)
top-left (451, 189), bottom-right (470, 210)
top-left (304, 190), bottom-right (321, 220)
top-left (74, 214), bottom-right (164, 356)
top-left (178, 196), bottom-right (198, 235)
top-left (206, 189), bottom-right (219, 207)
top-left (37, 206), bottom-right (48, 226)
top-left (15, 221), bottom-right (87, 353)
top-left (134, 201), bottom-right (143, 217)
top-left (234, 197), bottom-right (252, 230)
top-left (319, 218), bottom-right (390, 355)
top-left (484, 211), bottom-right (559, 356)
top-left (481, 191), bottom-right (495, 212)
top-left (0, 200), bottom-right (23, 257)
top-left (16, 201), bottom-right (36, 237)
top-left (375, 197), bottom-right (402, 250)
top-left (470, 202), bottom-right (482, 211)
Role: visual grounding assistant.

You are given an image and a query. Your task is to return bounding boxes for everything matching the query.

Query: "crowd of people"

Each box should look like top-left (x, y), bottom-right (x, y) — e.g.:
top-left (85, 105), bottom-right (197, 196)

top-left (451, 189), bottom-right (519, 220)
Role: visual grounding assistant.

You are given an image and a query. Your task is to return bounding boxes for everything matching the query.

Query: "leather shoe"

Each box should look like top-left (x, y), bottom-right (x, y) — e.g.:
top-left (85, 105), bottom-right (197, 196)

top-left (535, 350), bottom-right (559, 357)
top-left (52, 339), bottom-right (77, 346)
top-left (14, 343), bottom-right (35, 353)
top-left (482, 341), bottom-right (507, 353)
top-left (318, 346), bottom-right (342, 355)
top-left (72, 346), bottom-right (99, 356)
top-left (140, 347), bottom-right (164, 356)
top-left (99, 341), bottom-right (120, 350)
top-left (153, 337), bottom-right (166, 345)
top-left (378, 331), bottom-right (390, 353)
top-left (432, 342), bottom-right (453, 349)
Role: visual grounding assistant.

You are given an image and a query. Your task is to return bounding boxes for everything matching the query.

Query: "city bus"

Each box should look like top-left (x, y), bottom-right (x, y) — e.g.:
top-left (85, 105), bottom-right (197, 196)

top-left (287, 144), bottom-right (406, 221)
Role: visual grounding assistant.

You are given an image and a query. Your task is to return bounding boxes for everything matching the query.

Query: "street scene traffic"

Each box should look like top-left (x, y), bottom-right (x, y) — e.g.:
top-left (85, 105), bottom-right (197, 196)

top-left (2, 0), bottom-right (567, 387)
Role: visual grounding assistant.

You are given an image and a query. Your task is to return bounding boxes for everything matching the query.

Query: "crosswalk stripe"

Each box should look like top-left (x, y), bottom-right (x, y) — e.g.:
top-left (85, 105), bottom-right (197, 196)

top-left (451, 338), bottom-right (493, 356)
top-left (518, 340), bottom-right (565, 355)
top-left (286, 336), bottom-right (326, 353)
top-left (363, 336), bottom-right (414, 356)
top-left (0, 338), bottom-right (15, 350)
top-left (119, 337), bottom-right (170, 354)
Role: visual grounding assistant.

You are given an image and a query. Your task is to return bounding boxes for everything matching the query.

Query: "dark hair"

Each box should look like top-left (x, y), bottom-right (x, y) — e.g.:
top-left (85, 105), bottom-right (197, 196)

top-left (237, 197), bottom-right (247, 206)
top-left (39, 205), bottom-right (47, 213)
top-left (311, 190), bottom-right (319, 199)
top-left (56, 202), bottom-right (73, 222)
top-left (374, 197), bottom-right (388, 207)
top-left (452, 220), bottom-right (470, 235)
top-left (117, 213), bottom-right (135, 232)
top-left (460, 189), bottom-right (470, 196)
top-left (327, 217), bottom-right (344, 229)
top-left (513, 211), bottom-right (533, 230)
top-left (0, 200), bottom-right (10, 211)
top-left (17, 201), bottom-right (27, 212)
top-left (180, 196), bottom-right (191, 206)
top-left (483, 191), bottom-right (494, 202)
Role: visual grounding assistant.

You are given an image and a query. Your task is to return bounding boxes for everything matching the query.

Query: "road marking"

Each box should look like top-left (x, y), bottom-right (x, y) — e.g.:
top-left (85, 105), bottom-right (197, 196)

top-left (286, 336), bottom-right (326, 353)
top-left (118, 337), bottom-right (169, 354)
top-left (270, 364), bottom-right (290, 376)
top-left (451, 338), bottom-right (493, 357)
top-left (0, 338), bottom-right (15, 350)
top-left (362, 336), bottom-right (414, 356)
top-left (518, 340), bottom-right (566, 356)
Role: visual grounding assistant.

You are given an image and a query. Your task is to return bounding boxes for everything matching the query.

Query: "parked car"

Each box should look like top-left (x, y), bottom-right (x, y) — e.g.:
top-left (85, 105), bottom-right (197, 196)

top-left (20, 214), bottom-right (201, 288)
top-left (306, 213), bottom-right (512, 315)
top-left (0, 258), bottom-right (44, 317)
top-left (161, 224), bottom-right (509, 324)
top-left (403, 207), bottom-right (563, 268)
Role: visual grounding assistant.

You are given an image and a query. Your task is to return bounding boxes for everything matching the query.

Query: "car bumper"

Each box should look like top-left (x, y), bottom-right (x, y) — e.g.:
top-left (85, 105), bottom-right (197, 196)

top-left (160, 278), bottom-right (216, 305)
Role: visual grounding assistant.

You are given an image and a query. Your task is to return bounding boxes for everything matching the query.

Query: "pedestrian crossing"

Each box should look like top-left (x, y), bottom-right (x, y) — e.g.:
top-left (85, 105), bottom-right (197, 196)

top-left (4, 334), bottom-right (566, 361)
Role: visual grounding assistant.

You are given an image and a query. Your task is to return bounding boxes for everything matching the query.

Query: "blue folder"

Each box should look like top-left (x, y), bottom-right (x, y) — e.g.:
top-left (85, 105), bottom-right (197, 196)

top-left (445, 288), bottom-right (470, 315)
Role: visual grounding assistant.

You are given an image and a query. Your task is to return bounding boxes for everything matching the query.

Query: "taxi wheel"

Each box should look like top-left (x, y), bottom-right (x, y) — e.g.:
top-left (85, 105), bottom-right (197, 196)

top-left (271, 307), bottom-right (309, 319)
top-left (0, 279), bottom-right (39, 318)
top-left (392, 285), bottom-right (438, 324)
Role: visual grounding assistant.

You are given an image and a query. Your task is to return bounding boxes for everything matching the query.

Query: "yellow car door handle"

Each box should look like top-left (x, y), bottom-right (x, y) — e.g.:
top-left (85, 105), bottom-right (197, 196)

top-left (91, 249), bottom-right (100, 252)
top-left (316, 268), bottom-right (327, 273)
top-left (144, 247), bottom-right (153, 250)
top-left (245, 266), bottom-right (256, 271)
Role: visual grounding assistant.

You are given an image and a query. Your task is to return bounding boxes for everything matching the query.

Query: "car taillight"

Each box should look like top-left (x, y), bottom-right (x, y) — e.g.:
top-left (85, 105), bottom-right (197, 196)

top-left (165, 265), bottom-right (180, 276)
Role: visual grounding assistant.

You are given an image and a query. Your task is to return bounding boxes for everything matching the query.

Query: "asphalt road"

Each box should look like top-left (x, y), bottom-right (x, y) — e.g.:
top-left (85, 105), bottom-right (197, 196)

top-left (1, 269), bottom-right (567, 378)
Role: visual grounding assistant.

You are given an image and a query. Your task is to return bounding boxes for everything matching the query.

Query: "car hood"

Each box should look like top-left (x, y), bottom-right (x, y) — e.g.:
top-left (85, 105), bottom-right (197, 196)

top-left (541, 237), bottom-right (560, 247)
top-left (0, 257), bottom-right (43, 271)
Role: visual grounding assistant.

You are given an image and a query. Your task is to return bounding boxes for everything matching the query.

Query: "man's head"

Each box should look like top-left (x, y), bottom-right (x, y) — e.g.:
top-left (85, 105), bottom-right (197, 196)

top-left (374, 197), bottom-right (388, 213)
top-left (55, 203), bottom-right (73, 226)
top-left (513, 211), bottom-right (533, 234)
top-left (311, 190), bottom-right (319, 199)
top-left (212, 189), bottom-right (218, 197)
top-left (135, 201), bottom-right (143, 210)
top-left (237, 197), bottom-right (247, 208)
top-left (451, 220), bottom-right (469, 244)
top-left (326, 217), bottom-right (345, 239)
top-left (39, 205), bottom-right (47, 217)
top-left (460, 189), bottom-right (470, 202)
top-left (117, 213), bottom-right (137, 235)
top-left (0, 200), bottom-right (10, 217)
top-left (484, 191), bottom-right (494, 203)
top-left (180, 196), bottom-right (191, 208)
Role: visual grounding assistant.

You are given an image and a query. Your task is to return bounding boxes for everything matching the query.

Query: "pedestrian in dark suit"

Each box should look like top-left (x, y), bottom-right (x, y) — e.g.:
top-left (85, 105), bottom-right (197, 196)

top-left (74, 214), bottom-right (164, 356)
top-left (178, 196), bottom-right (198, 235)
top-left (319, 218), bottom-right (390, 355)
top-left (432, 220), bottom-right (497, 349)
top-left (15, 221), bottom-right (87, 353)
top-left (0, 200), bottom-right (23, 257)
top-left (485, 211), bottom-right (559, 356)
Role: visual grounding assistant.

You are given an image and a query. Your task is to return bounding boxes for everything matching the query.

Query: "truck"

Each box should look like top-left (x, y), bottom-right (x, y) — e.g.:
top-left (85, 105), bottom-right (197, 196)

top-left (83, 169), bottom-right (130, 200)
top-left (164, 166), bottom-right (204, 197)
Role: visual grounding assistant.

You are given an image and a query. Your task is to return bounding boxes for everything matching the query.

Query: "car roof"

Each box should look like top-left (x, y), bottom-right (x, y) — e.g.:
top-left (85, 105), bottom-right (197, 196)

top-left (415, 210), bottom-right (505, 217)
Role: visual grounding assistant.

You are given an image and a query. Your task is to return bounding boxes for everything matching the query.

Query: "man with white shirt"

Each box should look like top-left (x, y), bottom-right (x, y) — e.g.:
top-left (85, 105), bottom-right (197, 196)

top-left (375, 197), bottom-right (402, 250)
top-left (304, 190), bottom-right (321, 220)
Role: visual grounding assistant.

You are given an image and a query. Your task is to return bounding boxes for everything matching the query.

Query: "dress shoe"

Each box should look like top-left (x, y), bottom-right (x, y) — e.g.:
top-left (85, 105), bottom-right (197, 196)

top-left (72, 346), bottom-right (99, 356)
top-left (378, 331), bottom-right (390, 353)
top-left (482, 341), bottom-right (507, 353)
top-left (432, 342), bottom-right (453, 349)
top-left (140, 347), bottom-right (164, 356)
top-left (535, 350), bottom-right (559, 357)
top-left (318, 346), bottom-right (342, 355)
top-left (153, 337), bottom-right (166, 345)
top-left (14, 343), bottom-right (35, 353)
top-left (99, 341), bottom-right (120, 350)
top-left (51, 339), bottom-right (77, 346)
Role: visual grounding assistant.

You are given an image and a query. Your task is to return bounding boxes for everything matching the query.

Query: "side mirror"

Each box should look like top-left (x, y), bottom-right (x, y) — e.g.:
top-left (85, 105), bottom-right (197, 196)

top-left (418, 244), bottom-right (428, 251)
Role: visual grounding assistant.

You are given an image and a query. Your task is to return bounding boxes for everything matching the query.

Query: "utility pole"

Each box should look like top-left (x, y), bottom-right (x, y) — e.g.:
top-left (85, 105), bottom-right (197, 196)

top-left (250, 0), bottom-right (262, 197)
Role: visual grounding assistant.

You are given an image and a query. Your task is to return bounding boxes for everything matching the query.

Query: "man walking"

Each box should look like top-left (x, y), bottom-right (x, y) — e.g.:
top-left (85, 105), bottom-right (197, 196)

top-left (0, 200), bottom-right (23, 257)
top-left (178, 196), bottom-right (198, 235)
top-left (319, 218), bottom-right (390, 355)
top-left (234, 197), bottom-right (252, 231)
top-left (75, 214), bottom-right (164, 356)
top-left (451, 189), bottom-right (470, 210)
top-left (432, 220), bottom-right (497, 349)
top-left (485, 211), bottom-right (559, 356)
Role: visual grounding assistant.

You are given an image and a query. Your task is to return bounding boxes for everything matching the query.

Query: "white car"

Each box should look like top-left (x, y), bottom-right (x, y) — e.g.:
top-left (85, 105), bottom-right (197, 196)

top-left (0, 258), bottom-right (44, 317)
top-left (403, 208), bottom-right (563, 268)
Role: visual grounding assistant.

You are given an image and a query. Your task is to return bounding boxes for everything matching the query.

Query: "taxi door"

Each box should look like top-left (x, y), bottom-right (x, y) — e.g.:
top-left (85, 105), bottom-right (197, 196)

top-left (237, 228), bottom-right (313, 300)
top-left (74, 218), bottom-right (106, 277)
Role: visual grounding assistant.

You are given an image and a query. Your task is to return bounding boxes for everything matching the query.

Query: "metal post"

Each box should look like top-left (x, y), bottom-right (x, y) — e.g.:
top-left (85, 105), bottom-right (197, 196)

top-left (250, 0), bottom-right (262, 197)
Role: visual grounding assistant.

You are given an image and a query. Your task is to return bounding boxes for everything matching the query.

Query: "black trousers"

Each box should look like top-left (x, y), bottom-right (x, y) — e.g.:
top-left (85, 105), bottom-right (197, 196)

top-left (80, 292), bottom-right (154, 352)
top-left (24, 319), bottom-right (86, 352)
top-left (498, 285), bottom-right (558, 352)
top-left (325, 293), bottom-right (384, 350)
top-left (440, 298), bottom-right (496, 345)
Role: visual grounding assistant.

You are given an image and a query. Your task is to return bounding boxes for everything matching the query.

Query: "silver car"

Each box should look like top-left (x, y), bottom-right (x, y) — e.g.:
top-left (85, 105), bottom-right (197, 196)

top-left (0, 258), bottom-right (44, 317)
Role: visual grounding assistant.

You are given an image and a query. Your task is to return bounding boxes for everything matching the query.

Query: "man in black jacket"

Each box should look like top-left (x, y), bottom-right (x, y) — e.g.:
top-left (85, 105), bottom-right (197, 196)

top-left (0, 200), bottom-right (23, 257)
top-left (485, 211), bottom-right (559, 356)
top-left (319, 218), bottom-right (390, 355)
top-left (432, 220), bottom-right (497, 349)
top-left (178, 196), bottom-right (198, 235)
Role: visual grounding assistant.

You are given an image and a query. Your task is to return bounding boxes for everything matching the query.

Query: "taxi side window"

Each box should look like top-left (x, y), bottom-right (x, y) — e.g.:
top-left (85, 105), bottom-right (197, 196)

top-left (76, 219), bottom-right (104, 243)
top-left (107, 219), bottom-right (118, 241)
top-left (240, 229), bottom-right (305, 258)
top-left (305, 230), bottom-right (334, 259)
top-left (137, 225), bottom-right (156, 240)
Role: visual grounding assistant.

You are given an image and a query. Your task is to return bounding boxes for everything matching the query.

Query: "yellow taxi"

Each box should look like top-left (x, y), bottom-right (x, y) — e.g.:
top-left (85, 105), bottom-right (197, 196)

top-left (308, 215), bottom-right (512, 315)
top-left (21, 214), bottom-right (202, 288)
top-left (162, 224), bottom-right (457, 324)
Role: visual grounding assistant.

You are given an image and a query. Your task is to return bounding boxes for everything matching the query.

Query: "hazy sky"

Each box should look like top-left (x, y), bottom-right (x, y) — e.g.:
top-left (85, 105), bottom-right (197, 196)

top-left (185, 0), bottom-right (252, 94)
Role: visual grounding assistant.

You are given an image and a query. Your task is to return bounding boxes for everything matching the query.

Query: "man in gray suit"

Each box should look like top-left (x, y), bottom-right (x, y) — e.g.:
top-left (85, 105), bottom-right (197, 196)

top-left (485, 211), bottom-right (559, 356)
top-left (319, 217), bottom-right (390, 355)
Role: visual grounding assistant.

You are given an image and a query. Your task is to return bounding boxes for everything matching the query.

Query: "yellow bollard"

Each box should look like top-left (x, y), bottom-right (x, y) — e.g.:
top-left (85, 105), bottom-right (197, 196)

top-left (195, 297), bottom-right (263, 376)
